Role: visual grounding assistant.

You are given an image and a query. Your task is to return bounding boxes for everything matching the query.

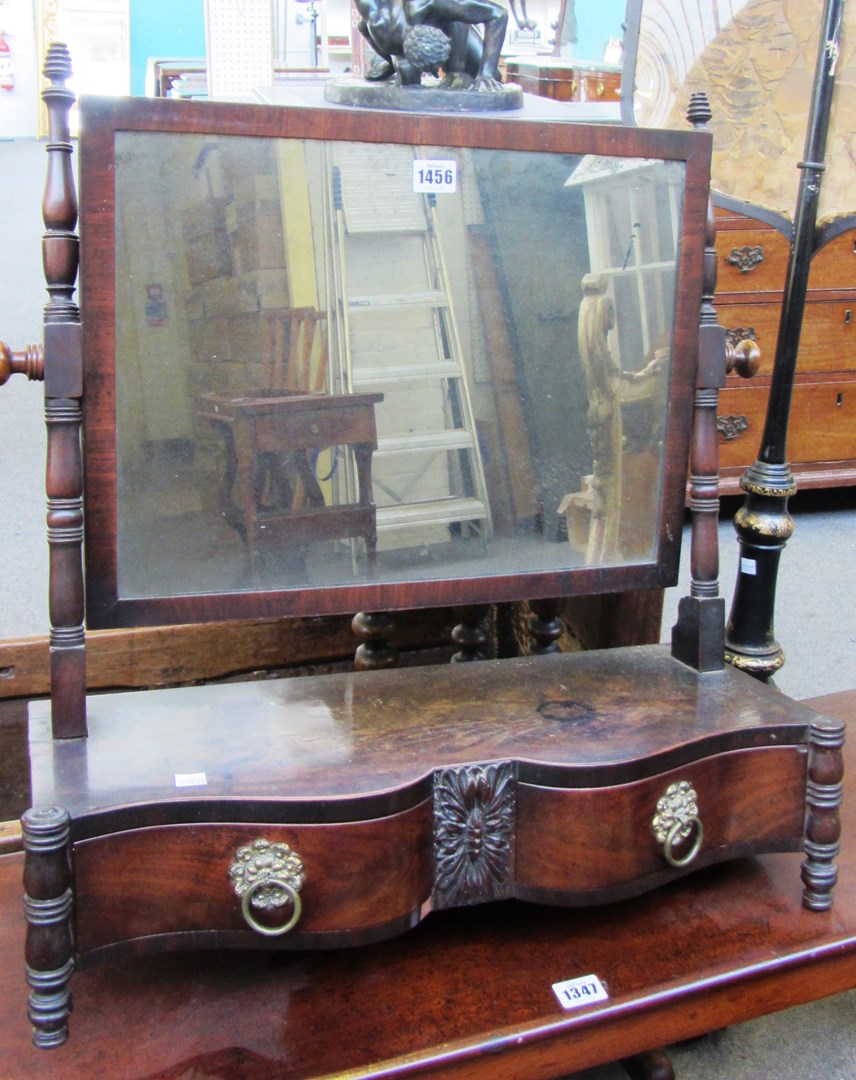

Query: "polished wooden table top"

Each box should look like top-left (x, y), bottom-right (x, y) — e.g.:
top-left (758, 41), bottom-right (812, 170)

top-left (2, 690), bottom-right (854, 1078)
top-left (28, 646), bottom-right (818, 814)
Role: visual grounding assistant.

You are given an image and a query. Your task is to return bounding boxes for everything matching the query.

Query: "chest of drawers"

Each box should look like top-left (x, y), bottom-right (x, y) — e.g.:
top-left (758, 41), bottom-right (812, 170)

top-left (715, 208), bottom-right (856, 490)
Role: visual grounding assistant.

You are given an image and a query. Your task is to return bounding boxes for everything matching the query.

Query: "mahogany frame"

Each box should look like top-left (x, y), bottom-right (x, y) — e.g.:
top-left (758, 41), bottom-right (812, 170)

top-left (77, 94), bottom-right (711, 630)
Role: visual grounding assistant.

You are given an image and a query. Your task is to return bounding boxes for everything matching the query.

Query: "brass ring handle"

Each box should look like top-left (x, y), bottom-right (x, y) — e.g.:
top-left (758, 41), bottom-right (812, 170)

top-left (663, 815), bottom-right (704, 868)
top-left (229, 837), bottom-right (305, 937)
top-left (240, 877), bottom-right (303, 936)
top-left (652, 780), bottom-right (703, 868)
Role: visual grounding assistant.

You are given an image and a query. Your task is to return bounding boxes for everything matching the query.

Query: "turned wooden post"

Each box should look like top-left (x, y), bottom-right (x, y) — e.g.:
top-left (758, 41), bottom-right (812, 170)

top-left (42, 43), bottom-right (87, 738)
top-left (621, 1049), bottom-right (675, 1080)
top-left (451, 604), bottom-right (490, 662)
top-left (801, 717), bottom-right (845, 911)
top-left (352, 611), bottom-right (398, 669)
top-left (22, 806), bottom-right (74, 1048)
top-left (527, 597), bottom-right (564, 655)
top-left (671, 92), bottom-right (726, 672)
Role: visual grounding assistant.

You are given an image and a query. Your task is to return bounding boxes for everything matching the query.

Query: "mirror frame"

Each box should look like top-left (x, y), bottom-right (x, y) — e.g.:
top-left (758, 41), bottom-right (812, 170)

top-left (78, 95), bottom-right (711, 629)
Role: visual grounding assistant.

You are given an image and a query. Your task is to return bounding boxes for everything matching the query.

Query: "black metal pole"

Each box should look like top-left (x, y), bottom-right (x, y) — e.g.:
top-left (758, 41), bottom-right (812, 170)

top-left (724, 0), bottom-right (845, 679)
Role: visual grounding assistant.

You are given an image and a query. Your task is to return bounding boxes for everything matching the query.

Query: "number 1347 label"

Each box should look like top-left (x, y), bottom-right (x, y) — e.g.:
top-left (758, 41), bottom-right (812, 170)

top-left (552, 974), bottom-right (609, 1010)
top-left (413, 159), bottom-right (457, 193)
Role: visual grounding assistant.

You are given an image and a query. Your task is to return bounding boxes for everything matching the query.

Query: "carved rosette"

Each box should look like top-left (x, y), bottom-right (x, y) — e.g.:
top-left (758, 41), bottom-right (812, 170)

top-left (433, 762), bottom-right (515, 908)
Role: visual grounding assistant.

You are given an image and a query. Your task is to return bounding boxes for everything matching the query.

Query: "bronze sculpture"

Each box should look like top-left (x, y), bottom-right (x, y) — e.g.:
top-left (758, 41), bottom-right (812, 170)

top-left (353, 0), bottom-right (508, 90)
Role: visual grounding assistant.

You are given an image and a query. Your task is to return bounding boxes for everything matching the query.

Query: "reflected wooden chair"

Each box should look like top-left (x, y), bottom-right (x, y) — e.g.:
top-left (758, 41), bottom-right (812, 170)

top-left (195, 307), bottom-right (382, 580)
top-left (261, 306), bottom-right (328, 395)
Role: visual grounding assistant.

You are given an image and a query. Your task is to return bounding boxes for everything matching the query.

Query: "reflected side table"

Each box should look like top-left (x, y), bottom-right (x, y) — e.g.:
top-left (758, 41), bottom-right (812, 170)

top-left (196, 390), bottom-right (383, 579)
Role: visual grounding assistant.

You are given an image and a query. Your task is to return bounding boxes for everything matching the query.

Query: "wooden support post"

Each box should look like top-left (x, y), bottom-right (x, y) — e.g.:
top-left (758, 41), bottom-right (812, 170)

top-left (451, 604), bottom-right (490, 662)
top-left (352, 611), bottom-right (398, 669)
top-left (802, 716), bottom-right (845, 911)
top-left (22, 805), bottom-right (74, 1048)
top-left (671, 92), bottom-right (726, 673)
top-left (42, 43), bottom-right (86, 738)
top-left (527, 598), bottom-right (564, 655)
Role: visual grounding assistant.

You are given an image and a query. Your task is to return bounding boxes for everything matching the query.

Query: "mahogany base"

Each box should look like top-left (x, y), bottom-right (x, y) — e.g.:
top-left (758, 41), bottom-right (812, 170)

top-left (3, 689), bottom-right (855, 1077)
top-left (20, 646), bottom-right (845, 1055)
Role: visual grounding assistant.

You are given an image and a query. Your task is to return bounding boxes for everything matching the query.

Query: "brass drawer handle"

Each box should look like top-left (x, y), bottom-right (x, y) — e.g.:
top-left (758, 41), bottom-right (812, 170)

top-left (717, 414), bottom-right (749, 440)
top-left (652, 780), bottom-right (704, 868)
top-left (726, 245), bottom-right (764, 273)
top-left (725, 336), bottom-right (760, 379)
top-left (229, 838), bottom-right (305, 936)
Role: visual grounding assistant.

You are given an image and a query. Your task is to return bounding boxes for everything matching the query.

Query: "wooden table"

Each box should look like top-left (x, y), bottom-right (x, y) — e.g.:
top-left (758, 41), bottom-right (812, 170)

top-left (196, 389), bottom-right (383, 579)
top-left (2, 689), bottom-right (854, 1078)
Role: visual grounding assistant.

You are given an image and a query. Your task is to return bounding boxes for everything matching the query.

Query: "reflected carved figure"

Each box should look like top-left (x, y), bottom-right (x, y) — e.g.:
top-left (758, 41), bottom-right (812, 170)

top-left (577, 272), bottom-right (669, 564)
top-left (354, 0), bottom-right (509, 89)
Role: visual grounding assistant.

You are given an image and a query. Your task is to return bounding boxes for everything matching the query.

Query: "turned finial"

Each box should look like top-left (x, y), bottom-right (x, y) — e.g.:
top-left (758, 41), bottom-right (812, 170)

top-left (686, 91), bottom-right (712, 130)
top-left (42, 40), bottom-right (73, 85)
top-left (0, 341), bottom-right (44, 385)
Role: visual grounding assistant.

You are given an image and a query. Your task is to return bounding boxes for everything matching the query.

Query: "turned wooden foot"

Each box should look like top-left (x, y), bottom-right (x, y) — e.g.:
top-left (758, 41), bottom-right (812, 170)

top-left (620, 1048), bottom-right (675, 1080)
top-left (801, 717), bottom-right (845, 910)
top-left (22, 806), bottom-right (74, 1048)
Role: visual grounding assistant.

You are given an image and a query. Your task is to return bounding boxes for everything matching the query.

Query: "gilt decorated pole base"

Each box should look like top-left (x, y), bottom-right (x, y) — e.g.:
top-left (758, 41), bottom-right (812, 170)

top-left (724, 460), bottom-right (797, 680)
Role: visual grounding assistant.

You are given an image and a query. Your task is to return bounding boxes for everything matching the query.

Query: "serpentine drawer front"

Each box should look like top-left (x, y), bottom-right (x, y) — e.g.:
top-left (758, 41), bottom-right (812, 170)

top-left (23, 646), bottom-right (844, 1048)
top-left (72, 810), bottom-right (434, 958)
top-left (66, 742), bottom-right (809, 960)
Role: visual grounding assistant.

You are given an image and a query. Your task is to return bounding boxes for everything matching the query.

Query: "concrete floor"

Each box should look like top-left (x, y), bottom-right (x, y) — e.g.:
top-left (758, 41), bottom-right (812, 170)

top-left (2, 135), bottom-right (855, 1078)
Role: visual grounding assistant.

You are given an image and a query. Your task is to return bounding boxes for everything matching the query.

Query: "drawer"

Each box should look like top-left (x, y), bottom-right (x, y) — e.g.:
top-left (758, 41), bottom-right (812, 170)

top-left (809, 229), bottom-right (856, 290)
top-left (718, 379), bottom-right (856, 468)
top-left (719, 303), bottom-right (779, 379)
top-left (516, 746), bottom-right (806, 903)
top-left (715, 227), bottom-right (789, 294)
top-left (800, 300), bottom-right (856, 372)
top-left (73, 802), bottom-right (433, 955)
top-left (254, 401), bottom-right (378, 450)
top-left (721, 298), bottom-right (856, 379)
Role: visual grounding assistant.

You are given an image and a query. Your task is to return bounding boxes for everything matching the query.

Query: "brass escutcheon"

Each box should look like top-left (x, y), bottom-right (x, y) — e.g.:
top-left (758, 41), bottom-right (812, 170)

top-left (652, 780), bottom-right (703, 868)
top-left (229, 838), bottom-right (305, 936)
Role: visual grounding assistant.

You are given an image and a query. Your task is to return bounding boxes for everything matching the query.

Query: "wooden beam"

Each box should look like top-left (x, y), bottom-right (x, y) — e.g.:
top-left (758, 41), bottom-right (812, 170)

top-left (0, 609), bottom-right (458, 700)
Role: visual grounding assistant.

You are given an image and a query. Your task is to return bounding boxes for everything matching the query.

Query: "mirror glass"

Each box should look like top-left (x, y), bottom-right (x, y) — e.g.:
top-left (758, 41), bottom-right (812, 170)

top-left (111, 130), bottom-right (684, 601)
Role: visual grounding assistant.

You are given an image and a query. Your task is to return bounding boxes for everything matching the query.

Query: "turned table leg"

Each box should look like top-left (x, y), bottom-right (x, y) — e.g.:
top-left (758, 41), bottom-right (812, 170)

top-left (621, 1048), bottom-right (675, 1080)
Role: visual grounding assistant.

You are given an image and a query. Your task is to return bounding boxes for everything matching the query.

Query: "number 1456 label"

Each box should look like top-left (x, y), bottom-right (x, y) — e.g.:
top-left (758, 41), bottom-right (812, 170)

top-left (552, 974), bottom-right (609, 1010)
top-left (413, 159), bottom-right (457, 193)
